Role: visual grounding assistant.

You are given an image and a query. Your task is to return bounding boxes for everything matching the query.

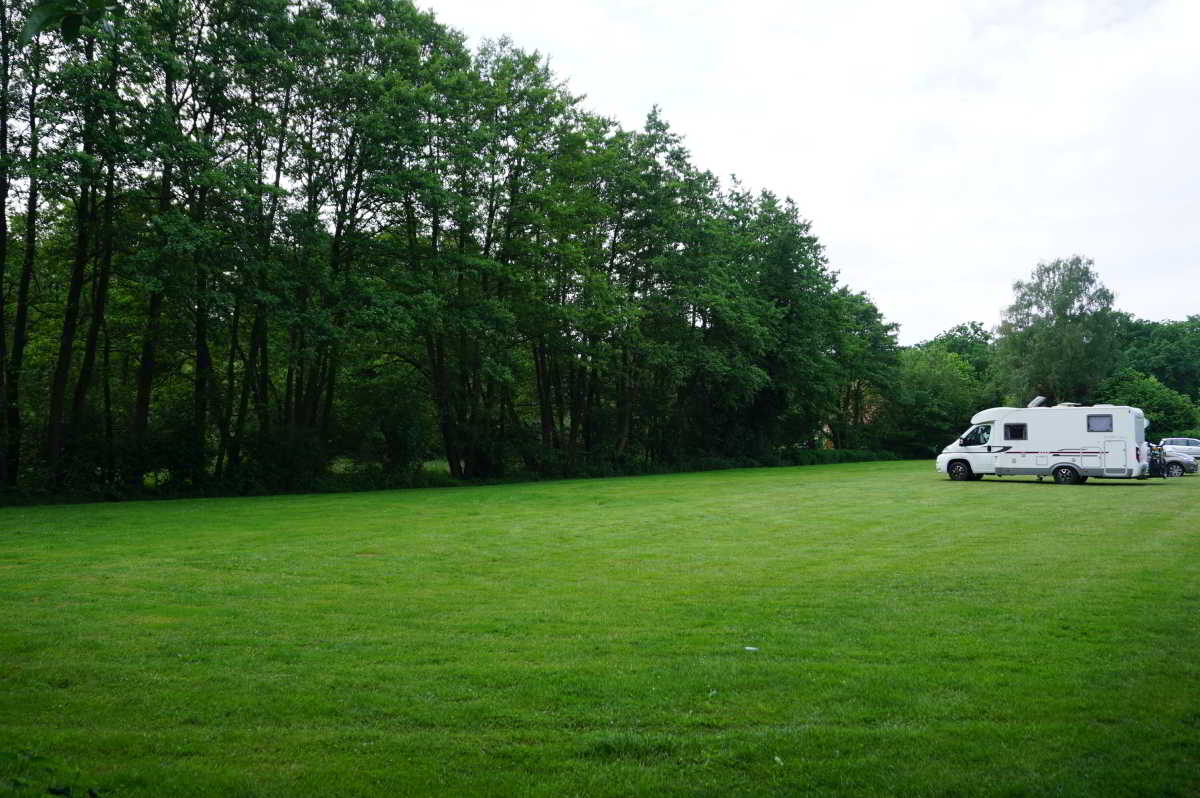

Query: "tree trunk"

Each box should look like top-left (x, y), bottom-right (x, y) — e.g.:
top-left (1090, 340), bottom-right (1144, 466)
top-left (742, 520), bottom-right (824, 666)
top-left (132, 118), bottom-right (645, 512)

top-left (70, 156), bottom-right (116, 431)
top-left (131, 16), bottom-right (179, 487)
top-left (214, 300), bottom-right (241, 478)
top-left (0, 0), bottom-right (11, 485)
top-left (47, 36), bottom-right (99, 478)
top-left (427, 334), bottom-right (463, 480)
top-left (251, 305), bottom-right (271, 435)
top-left (4, 43), bottom-right (40, 486)
top-left (193, 270), bottom-right (212, 482)
top-left (96, 323), bottom-right (113, 483)
top-left (130, 288), bottom-right (165, 483)
top-left (567, 359), bottom-right (586, 470)
top-left (320, 349), bottom-right (338, 442)
top-left (70, 30), bottom-right (121, 444)
top-left (189, 185), bottom-right (213, 484)
top-left (533, 340), bottom-right (555, 451)
top-left (229, 332), bottom-right (254, 470)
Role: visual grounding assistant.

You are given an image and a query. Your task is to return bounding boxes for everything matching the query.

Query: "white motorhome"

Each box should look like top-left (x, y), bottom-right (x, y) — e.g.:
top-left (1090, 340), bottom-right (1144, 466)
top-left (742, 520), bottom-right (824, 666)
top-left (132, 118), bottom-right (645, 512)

top-left (935, 401), bottom-right (1149, 484)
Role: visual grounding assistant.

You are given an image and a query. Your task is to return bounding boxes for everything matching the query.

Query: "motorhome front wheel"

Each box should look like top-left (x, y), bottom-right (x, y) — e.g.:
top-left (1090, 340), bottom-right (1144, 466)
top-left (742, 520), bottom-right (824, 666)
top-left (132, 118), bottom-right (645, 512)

top-left (948, 461), bottom-right (973, 481)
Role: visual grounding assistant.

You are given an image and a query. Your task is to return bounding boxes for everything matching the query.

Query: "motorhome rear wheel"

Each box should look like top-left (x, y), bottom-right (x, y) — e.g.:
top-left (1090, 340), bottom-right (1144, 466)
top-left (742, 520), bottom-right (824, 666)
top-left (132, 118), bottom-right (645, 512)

top-left (1052, 465), bottom-right (1081, 484)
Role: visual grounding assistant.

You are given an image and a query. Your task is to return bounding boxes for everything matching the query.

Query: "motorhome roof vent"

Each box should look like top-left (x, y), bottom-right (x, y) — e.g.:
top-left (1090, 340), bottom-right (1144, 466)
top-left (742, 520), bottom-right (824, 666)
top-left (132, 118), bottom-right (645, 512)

top-left (1026, 396), bottom-right (1047, 408)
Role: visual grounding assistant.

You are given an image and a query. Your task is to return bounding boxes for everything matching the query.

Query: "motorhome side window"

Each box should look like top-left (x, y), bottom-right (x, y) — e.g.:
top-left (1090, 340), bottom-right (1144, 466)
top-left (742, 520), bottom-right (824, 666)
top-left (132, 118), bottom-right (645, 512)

top-left (962, 424), bottom-right (991, 446)
top-left (1087, 414), bottom-right (1113, 433)
top-left (1004, 423), bottom-right (1027, 440)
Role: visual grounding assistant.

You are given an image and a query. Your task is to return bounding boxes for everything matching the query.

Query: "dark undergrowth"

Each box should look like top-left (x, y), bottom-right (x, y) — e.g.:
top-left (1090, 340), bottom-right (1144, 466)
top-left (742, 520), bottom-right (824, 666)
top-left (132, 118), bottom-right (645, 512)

top-left (0, 449), bottom-right (898, 507)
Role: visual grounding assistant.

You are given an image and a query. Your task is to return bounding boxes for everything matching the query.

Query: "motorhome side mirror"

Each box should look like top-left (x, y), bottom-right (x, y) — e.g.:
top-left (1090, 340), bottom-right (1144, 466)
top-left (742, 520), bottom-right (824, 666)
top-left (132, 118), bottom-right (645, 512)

top-left (958, 438), bottom-right (965, 445)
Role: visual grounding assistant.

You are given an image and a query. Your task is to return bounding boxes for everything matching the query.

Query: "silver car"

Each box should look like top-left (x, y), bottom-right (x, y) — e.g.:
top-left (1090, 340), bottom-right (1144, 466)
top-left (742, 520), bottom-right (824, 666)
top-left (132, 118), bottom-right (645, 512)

top-left (1163, 449), bottom-right (1198, 477)
top-left (1161, 437), bottom-right (1200, 459)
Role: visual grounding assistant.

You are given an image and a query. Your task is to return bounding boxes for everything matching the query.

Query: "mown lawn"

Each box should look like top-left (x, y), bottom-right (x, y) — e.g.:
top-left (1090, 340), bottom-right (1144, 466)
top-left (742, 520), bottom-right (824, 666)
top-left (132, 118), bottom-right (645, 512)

top-left (1, 461), bottom-right (1198, 797)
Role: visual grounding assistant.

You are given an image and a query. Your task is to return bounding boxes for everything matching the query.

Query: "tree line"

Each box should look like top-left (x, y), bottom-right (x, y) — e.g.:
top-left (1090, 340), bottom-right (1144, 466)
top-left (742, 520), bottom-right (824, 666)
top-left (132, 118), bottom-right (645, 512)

top-left (0, 0), bottom-right (906, 499)
top-left (1, 1), bottom-right (1196, 501)
top-left (895, 256), bottom-right (1200, 458)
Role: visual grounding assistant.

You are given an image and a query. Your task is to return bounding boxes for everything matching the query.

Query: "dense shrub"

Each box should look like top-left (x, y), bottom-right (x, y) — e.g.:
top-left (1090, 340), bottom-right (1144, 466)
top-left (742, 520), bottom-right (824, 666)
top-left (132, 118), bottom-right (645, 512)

top-left (778, 447), bottom-right (898, 466)
top-left (0, 448), bottom-right (903, 506)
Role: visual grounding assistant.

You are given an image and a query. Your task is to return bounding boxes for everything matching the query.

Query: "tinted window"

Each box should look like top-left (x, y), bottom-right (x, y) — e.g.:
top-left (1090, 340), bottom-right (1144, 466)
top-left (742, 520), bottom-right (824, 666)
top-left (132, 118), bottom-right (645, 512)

top-left (1087, 415), bottom-right (1113, 433)
top-left (962, 424), bottom-right (991, 446)
top-left (1004, 423), bottom-right (1027, 441)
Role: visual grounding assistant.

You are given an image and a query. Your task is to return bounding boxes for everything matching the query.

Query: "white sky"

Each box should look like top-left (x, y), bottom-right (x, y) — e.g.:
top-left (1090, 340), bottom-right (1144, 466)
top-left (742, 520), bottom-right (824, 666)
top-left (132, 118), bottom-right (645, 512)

top-left (422, 0), bottom-right (1199, 344)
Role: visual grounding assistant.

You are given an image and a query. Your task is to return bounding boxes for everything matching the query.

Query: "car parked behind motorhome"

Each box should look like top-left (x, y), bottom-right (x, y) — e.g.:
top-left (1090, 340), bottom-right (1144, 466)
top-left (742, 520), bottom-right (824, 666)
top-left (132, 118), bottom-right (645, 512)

top-left (936, 400), bottom-right (1149, 484)
top-left (1162, 448), bottom-right (1198, 477)
top-left (1160, 437), bottom-right (1200, 459)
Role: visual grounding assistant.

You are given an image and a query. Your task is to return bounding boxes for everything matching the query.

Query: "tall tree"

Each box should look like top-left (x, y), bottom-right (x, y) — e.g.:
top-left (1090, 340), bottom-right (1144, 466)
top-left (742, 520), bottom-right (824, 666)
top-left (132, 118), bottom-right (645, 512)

top-left (827, 289), bottom-right (898, 449)
top-left (0, 0), bottom-right (15, 484)
top-left (994, 256), bottom-right (1118, 405)
top-left (4, 26), bottom-right (45, 486)
top-left (44, 17), bottom-right (105, 479)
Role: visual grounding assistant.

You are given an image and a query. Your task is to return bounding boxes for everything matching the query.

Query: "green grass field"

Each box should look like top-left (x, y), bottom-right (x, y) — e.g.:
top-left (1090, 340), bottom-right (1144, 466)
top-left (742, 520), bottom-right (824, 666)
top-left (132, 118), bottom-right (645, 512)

top-left (2, 461), bottom-right (1198, 797)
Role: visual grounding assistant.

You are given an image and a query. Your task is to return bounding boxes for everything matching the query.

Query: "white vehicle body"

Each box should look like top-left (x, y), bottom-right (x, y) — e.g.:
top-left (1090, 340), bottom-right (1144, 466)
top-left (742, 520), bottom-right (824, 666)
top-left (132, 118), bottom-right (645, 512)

top-left (935, 404), bottom-right (1149, 482)
top-left (1160, 437), bottom-right (1200, 459)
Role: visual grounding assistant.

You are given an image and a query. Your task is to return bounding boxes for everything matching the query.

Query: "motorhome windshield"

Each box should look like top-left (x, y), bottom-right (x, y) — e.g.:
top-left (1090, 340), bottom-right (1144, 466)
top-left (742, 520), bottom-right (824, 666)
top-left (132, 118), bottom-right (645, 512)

top-left (961, 424), bottom-right (991, 446)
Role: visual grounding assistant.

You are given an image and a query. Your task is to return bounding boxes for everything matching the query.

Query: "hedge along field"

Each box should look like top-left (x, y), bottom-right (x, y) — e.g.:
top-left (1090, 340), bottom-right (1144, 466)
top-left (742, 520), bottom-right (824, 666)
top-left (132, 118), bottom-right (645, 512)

top-left (1, 461), bottom-right (1198, 797)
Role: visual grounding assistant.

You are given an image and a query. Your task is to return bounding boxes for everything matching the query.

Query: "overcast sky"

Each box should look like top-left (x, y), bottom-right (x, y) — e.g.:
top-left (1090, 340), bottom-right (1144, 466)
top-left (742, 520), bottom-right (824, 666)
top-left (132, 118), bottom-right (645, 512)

top-left (421, 0), bottom-right (1198, 344)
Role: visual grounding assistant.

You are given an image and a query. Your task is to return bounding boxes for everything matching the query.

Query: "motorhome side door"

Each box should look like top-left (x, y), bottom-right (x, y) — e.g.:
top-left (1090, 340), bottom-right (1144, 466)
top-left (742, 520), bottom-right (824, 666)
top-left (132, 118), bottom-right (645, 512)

top-left (1104, 439), bottom-right (1128, 475)
top-left (958, 423), bottom-right (996, 474)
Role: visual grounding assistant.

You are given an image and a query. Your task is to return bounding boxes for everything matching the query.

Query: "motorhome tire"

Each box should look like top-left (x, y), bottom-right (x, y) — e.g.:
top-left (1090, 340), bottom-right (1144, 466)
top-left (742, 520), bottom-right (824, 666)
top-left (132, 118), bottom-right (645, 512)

top-left (948, 461), bottom-right (973, 481)
top-left (1166, 462), bottom-right (1184, 478)
top-left (1052, 465), bottom-right (1081, 485)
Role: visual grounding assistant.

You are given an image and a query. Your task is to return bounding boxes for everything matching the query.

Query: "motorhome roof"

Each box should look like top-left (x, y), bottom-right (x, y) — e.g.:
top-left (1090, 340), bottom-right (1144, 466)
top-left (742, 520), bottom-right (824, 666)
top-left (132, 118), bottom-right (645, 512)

top-left (970, 407), bottom-right (1016, 424)
top-left (969, 404), bottom-right (1145, 425)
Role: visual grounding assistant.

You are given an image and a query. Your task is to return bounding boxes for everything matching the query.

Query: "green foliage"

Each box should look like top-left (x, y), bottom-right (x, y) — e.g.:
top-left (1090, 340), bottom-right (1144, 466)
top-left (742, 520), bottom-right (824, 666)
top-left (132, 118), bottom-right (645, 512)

top-left (825, 289), bottom-right (899, 449)
top-left (1117, 315), bottom-right (1200, 401)
top-left (3, 0), bottom-right (903, 498)
top-left (1094, 368), bottom-right (1200, 438)
top-left (995, 255), bottom-right (1119, 405)
top-left (20, 0), bottom-right (117, 43)
top-left (879, 346), bottom-right (985, 457)
top-left (7, 0), bottom-right (1194, 502)
top-left (925, 320), bottom-right (993, 378)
